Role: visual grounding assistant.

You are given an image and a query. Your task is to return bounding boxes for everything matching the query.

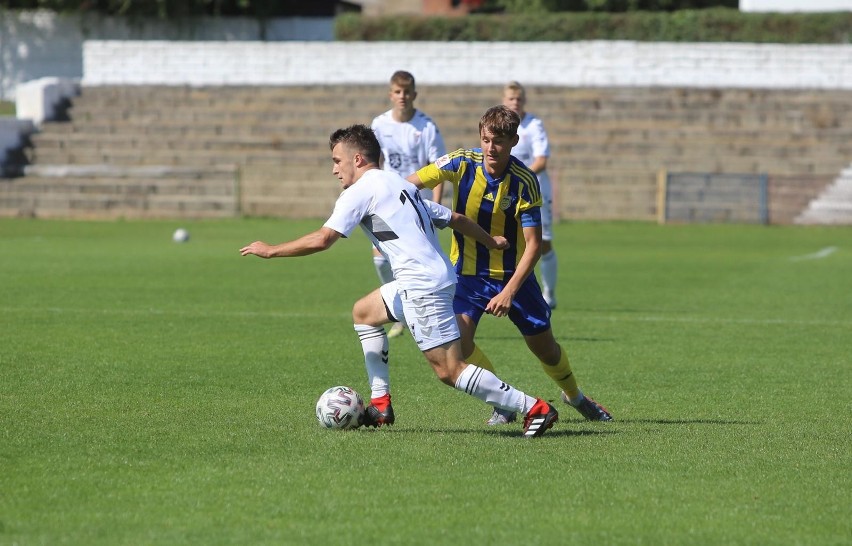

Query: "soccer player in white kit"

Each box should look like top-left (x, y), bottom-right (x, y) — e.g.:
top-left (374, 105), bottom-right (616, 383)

top-left (239, 124), bottom-right (558, 438)
top-left (502, 81), bottom-right (559, 309)
top-left (370, 71), bottom-right (447, 338)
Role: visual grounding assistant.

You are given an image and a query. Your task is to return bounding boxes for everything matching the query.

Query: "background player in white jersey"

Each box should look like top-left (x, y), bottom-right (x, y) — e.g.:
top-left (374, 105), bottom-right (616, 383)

top-left (502, 81), bottom-right (559, 309)
top-left (371, 70), bottom-right (447, 338)
top-left (239, 124), bottom-right (558, 438)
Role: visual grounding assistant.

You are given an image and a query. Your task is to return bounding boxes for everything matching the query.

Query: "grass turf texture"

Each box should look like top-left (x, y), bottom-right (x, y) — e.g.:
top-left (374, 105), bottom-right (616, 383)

top-left (1, 218), bottom-right (849, 545)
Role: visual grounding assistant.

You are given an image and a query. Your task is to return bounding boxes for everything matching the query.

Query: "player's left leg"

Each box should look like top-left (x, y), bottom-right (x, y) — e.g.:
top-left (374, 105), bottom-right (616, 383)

top-left (372, 245), bottom-right (405, 338)
top-left (402, 285), bottom-right (555, 432)
top-left (422, 341), bottom-right (558, 438)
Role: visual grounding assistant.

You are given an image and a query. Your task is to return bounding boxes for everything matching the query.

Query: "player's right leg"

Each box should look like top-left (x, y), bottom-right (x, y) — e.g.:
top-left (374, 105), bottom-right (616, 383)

top-left (540, 239), bottom-right (558, 310)
top-left (353, 284), bottom-right (398, 427)
top-left (538, 175), bottom-right (558, 309)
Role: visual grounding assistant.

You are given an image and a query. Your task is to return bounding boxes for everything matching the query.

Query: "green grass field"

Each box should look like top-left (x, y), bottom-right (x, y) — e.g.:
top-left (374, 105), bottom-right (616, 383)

top-left (1, 218), bottom-right (850, 545)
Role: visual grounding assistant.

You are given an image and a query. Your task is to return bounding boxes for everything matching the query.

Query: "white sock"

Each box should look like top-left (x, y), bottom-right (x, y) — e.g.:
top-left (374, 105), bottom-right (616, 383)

top-left (454, 364), bottom-right (536, 414)
top-left (373, 255), bottom-right (394, 285)
top-left (540, 249), bottom-right (557, 296)
top-left (354, 324), bottom-right (389, 399)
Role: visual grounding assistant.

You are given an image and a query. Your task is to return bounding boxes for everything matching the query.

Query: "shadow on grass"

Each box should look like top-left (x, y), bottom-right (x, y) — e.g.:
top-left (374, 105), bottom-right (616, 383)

top-left (362, 428), bottom-right (617, 438)
top-left (486, 428), bottom-right (618, 439)
top-left (356, 418), bottom-right (759, 436)
top-left (616, 418), bottom-right (762, 425)
top-left (477, 334), bottom-right (616, 343)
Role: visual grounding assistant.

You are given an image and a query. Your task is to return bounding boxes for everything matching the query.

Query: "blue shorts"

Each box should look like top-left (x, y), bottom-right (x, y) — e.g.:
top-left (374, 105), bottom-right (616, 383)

top-left (454, 274), bottom-right (551, 336)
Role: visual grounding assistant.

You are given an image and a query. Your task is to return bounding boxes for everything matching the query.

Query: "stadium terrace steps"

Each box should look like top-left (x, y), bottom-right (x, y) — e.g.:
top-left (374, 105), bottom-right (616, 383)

top-left (0, 164), bottom-right (237, 219)
top-left (1, 84), bottom-right (851, 221)
top-left (795, 166), bottom-right (852, 224)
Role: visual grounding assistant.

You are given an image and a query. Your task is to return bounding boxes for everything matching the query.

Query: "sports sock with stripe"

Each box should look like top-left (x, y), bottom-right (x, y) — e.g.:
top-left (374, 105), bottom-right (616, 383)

top-left (354, 324), bottom-right (390, 399)
top-left (454, 364), bottom-right (536, 414)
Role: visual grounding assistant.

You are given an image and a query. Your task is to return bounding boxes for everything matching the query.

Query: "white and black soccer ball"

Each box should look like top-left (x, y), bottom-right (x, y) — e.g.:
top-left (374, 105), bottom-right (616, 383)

top-left (315, 386), bottom-right (365, 430)
top-left (172, 228), bottom-right (190, 243)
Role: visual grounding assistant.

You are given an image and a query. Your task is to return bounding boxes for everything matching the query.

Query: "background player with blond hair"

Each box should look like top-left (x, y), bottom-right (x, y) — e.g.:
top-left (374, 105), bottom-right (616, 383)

top-left (370, 70), bottom-right (447, 338)
top-left (502, 81), bottom-right (559, 309)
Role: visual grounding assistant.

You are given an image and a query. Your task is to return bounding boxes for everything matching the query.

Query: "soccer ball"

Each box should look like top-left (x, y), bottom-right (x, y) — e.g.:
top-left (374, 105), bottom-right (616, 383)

top-left (172, 228), bottom-right (190, 243)
top-left (315, 386), bottom-right (365, 430)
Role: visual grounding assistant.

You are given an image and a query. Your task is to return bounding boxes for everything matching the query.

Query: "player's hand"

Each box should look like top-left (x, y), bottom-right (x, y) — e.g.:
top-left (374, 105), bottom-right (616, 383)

top-left (490, 236), bottom-right (509, 250)
top-left (485, 291), bottom-right (513, 318)
top-left (240, 241), bottom-right (272, 258)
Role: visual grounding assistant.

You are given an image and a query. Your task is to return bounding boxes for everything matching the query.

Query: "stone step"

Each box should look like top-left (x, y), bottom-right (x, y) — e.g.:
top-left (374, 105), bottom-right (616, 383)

top-left (32, 128), bottom-right (846, 153)
top-left (6, 85), bottom-right (852, 223)
top-left (0, 165), bottom-right (238, 219)
top-left (795, 209), bottom-right (852, 224)
top-left (72, 85), bottom-right (852, 110)
top-left (29, 132), bottom-right (321, 152)
top-left (0, 192), bottom-right (237, 220)
top-left (27, 148), bottom-right (320, 166)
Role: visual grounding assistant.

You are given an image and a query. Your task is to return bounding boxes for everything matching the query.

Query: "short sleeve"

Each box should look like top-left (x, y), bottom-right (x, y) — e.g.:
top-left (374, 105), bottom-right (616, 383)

top-left (323, 186), bottom-right (369, 237)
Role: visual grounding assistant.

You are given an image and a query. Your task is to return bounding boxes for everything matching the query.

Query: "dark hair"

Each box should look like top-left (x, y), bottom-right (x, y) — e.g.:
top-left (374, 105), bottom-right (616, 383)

top-left (390, 70), bottom-right (415, 89)
top-left (329, 124), bottom-right (381, 165)
top-left (479, 105), bottom-right (520, 138)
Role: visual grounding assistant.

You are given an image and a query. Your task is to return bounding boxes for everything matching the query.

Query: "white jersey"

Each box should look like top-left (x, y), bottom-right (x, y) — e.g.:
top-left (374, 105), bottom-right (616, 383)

top-left (512, 112), bottom-right (552, 193)
top-left (371, 109), bottom-right (446, 200)
top-left (323, 169), bottom-right (456, 296)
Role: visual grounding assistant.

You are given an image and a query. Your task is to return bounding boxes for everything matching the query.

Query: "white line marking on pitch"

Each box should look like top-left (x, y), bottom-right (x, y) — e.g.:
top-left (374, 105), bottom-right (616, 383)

top-left (2, 307), bottom-right (850, 328)
top-left (790, 246), bottom-right (838, 261)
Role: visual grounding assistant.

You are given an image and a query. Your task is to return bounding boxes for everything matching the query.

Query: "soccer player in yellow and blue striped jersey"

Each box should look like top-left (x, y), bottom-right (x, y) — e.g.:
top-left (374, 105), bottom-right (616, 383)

top-left (408, 105), bottom-right (612, 425)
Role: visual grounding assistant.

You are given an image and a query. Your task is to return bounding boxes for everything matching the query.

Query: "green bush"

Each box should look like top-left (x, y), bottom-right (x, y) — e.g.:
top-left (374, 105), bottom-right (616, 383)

top-left (335, 8), bottom-right (852, 43)
top-left (0, 101), bottom-right (16, 117)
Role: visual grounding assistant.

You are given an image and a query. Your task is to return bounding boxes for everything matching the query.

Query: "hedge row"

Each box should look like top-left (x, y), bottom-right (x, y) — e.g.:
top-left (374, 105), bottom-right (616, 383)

top-left (335, 8), bottom-right (852, 43)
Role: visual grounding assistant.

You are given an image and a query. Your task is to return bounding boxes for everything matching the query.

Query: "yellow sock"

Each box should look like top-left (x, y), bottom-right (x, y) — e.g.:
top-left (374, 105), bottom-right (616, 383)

top-left (540, 346), bottom-right (581, 401)
top-left (466, 343), bottom-right (495, 373)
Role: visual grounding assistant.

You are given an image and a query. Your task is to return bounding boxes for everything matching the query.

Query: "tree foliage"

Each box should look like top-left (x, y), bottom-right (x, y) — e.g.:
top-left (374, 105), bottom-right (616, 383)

top-left (336, 9), bottom-right (852, 43)
top-left (0, 0), bottom-right (336, 18)
top-left (486, 0), bottom-right (738, 11)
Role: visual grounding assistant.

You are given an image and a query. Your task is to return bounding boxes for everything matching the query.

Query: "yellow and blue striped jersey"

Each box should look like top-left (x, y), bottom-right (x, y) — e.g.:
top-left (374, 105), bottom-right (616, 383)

top-left (416, 148), bottom-right (542, 282)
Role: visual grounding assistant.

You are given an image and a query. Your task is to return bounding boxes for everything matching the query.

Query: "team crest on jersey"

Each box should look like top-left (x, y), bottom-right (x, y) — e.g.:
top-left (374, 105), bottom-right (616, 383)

top-left (499, 196), bottom-right (512, 210)
top-left (435, 154), bottom-right (451, 168)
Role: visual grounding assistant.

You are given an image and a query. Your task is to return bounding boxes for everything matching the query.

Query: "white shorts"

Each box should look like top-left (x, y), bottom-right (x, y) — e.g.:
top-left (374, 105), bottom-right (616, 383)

top-left (380, 281), bottom-right (460, 351)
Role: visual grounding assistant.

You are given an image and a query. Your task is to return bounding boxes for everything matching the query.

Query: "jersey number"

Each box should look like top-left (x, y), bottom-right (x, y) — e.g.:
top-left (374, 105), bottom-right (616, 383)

top-left (399, 190), bottom-right (435, 235)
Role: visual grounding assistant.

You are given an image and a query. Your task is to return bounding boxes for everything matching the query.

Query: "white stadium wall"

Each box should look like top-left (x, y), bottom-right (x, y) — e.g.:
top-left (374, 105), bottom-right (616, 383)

top-left (82, 40), bottom-right (852, 90)
top-left (0, 10), bottom-right (334, 100)
top-left (740, 0), bottom-right (852, 12)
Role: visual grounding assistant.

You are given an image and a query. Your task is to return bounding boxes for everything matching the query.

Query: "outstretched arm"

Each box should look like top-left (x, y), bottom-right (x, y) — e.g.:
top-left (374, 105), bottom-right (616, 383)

top-left (240, 227), bottom-right (342, 259)
top-left (448, 212), bottom-right (508, 251)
